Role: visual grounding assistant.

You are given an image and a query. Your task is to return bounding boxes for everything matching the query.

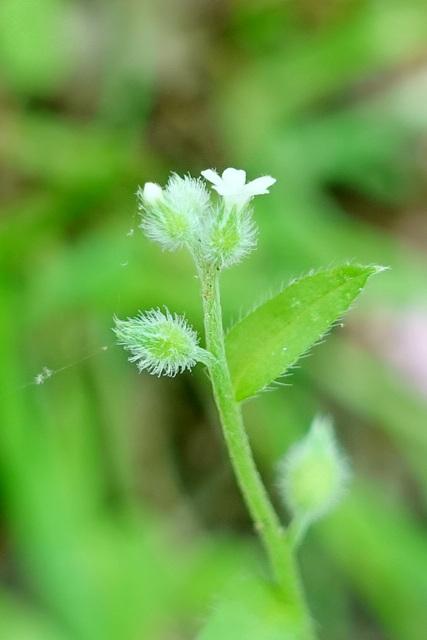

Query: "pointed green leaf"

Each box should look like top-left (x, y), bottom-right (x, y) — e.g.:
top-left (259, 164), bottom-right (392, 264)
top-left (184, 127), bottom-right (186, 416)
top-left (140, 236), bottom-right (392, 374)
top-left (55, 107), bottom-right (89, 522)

top-left (226, 265), bottom-right (382, 402)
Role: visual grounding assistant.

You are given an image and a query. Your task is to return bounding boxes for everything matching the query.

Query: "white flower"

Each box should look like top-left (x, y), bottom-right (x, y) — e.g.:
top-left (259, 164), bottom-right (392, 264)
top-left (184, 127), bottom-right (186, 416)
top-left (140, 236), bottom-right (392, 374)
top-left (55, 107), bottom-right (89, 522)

top-left (201, 168), bottom-right (276, 208)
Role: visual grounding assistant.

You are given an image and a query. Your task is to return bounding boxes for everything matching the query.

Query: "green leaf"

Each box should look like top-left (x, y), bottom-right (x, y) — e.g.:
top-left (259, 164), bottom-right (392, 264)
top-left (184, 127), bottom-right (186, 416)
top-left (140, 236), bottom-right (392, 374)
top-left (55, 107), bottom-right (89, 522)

top-left (196, 575), bottom-right (302, 640)
top-left (226, 265), bottom-right (381, 401)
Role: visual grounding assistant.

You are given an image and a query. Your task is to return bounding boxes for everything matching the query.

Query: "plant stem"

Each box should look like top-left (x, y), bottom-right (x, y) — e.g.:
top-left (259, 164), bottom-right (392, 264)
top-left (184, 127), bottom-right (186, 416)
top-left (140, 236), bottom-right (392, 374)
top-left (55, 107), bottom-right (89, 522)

top-left (199, 263), bottom-right (316, 639)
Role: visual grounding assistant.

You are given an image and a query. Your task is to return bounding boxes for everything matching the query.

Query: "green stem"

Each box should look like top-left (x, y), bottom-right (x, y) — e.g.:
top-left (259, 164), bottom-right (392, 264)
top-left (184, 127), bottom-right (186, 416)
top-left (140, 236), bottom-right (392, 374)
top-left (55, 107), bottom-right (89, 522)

top-left (199, 263), bottom-right (316, 639)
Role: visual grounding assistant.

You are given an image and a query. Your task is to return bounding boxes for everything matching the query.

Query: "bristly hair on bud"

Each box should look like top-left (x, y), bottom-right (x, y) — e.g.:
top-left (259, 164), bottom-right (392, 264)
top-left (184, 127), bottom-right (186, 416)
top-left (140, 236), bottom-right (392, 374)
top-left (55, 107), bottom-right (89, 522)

top-left (277, 415), bottom-right (350, 526)
top-left (164, 173), bottom-right (211, 221)
top-left (113, 308), bottom-right (214, 377)
top-left (202, 202), bottom-right (258, 269)
top-left (137, 174), bottom-right (210, 252)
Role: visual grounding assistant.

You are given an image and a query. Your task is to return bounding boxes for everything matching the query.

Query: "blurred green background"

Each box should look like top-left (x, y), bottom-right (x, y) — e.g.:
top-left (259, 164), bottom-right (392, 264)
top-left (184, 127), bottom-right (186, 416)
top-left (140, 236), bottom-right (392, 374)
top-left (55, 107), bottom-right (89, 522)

top-left (1, 1), bottom-right (427, 638)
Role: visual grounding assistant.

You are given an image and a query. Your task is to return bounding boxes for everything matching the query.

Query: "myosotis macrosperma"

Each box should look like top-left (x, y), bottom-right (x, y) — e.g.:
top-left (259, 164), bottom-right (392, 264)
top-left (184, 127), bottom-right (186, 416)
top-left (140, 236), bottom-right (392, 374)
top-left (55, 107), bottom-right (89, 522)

top-left (114, 168), bottom-right (382, 639)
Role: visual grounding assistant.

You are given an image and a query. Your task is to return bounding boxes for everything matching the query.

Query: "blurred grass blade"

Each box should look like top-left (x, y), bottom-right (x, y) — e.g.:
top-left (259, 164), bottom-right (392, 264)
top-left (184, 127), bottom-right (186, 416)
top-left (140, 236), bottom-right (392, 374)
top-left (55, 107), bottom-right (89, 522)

top-left (196, 575), bottom-right (301, 640)
top-left (319, 482), bottom-right (427, 640)
top-left (226, 265), bottom-right (380, 402)
top-left (308, 337), bottom-right (427, 494)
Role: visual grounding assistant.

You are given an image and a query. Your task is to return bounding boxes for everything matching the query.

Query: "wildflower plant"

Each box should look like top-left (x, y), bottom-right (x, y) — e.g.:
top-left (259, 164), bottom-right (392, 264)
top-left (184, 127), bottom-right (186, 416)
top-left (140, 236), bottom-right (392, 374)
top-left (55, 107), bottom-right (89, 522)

top-left (114, 168), bottom-right (382, 639)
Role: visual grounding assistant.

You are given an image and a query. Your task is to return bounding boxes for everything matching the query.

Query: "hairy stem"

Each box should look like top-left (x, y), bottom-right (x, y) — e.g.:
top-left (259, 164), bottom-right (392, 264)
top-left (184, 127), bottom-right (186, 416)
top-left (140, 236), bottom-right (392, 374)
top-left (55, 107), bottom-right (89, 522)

top-left (199, 263), bottom-right (315, 639)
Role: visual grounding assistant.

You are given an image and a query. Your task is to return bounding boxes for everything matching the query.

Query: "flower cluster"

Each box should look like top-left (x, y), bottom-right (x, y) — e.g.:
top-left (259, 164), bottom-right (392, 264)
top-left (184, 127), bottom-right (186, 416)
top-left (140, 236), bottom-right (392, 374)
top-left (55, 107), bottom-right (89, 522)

top-left (116, 167), bottom-right (275, 378)
top-left (137, 167), bottom-right (276, 269)
top-left (113, 308), bottom-right (213, 377)
top-left (277, 416), bottom-right (350, 523)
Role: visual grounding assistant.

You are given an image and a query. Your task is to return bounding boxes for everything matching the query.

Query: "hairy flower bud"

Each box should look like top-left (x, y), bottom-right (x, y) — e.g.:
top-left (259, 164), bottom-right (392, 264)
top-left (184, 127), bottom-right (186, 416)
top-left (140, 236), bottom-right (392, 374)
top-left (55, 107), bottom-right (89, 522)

top-left (277, 416), bottom-right (350, 523)
top-left (113, 308), bottom-right (214, 376)
top-left (137, 174), bottom-right (210, 252)
top-left (202, 203), bottom-right (257, 269)
top-left (165, 173), bottom-right (210, 221)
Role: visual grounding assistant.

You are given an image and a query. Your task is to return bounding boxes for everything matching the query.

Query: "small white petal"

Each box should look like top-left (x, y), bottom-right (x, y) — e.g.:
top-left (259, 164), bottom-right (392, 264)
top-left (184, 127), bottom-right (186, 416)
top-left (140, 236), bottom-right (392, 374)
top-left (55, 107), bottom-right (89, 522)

top-left (201, 169), bottom-right (222, 186)
top-left (212, 183), bottom-right (240, 197)
top-left (221, 168), bottom-right (247, 189)
top-left (243, 175), bottom-right (276, 197)
top-left (142, 182), bottom-right (164, 205)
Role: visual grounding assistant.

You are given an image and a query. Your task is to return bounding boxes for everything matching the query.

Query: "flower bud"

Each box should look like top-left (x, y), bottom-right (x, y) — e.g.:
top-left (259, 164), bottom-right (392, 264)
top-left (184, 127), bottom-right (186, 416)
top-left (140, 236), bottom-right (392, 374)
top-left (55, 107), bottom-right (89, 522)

top-left (202, 203), bottom-right (257, 269)
top-left (141, 182), bottom-right (164, 206)
top-left (164, 173), bottom-right (210, 221)
top-left (137, 174), bottom-right (210, 252)
top-left (113, 308), bottom-right (213, 377)
top-left (277, 416), bottom-right (350, 523)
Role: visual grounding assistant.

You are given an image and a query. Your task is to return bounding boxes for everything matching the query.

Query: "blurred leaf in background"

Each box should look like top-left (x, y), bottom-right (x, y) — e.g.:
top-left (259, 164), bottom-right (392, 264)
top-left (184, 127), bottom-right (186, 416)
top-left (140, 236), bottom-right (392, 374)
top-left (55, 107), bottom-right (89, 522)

top-left (0, 0), bottom-right (427, 639)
